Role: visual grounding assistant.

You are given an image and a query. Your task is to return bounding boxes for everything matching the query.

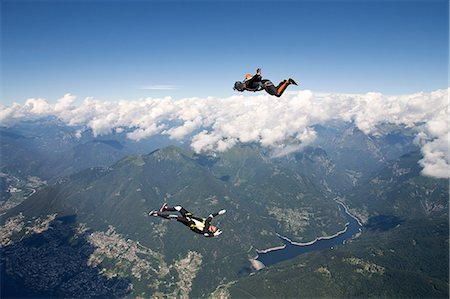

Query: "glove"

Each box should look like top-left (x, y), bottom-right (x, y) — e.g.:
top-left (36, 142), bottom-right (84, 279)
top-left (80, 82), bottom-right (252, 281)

top-left (218, 209), bottom-right (226, 215)
top-left (256, 68), bottom-right (261, 75)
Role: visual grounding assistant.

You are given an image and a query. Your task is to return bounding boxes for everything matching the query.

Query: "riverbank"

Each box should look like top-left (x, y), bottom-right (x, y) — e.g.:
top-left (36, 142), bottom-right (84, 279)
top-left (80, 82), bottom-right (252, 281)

top-left (257, 200), bottom-right (362, 252)
top-left (254, 201), bottom-right (363, 268)
top-left (254, 224), bottom-right (350, 255)
top-left (335, 199), bottom-right (363, 226)
top-left (255, 244), bottom-right (286, 254)
top-left (275, 224), bottom-right (349, 247)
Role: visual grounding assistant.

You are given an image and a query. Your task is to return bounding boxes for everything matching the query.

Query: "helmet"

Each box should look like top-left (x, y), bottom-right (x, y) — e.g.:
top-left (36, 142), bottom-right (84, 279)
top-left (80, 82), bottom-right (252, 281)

top-left (234, 81), bottom-right (246, 92)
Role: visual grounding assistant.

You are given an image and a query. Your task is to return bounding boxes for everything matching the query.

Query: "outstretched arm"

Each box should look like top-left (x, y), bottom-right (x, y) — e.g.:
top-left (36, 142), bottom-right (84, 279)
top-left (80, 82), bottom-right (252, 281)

top-left (203, 232), bottom-right (214, 237)
top-left (203, 229), bottom-right (223, 237)
top-left (204, 209), bottom-right (226, 228)
top-left (211, 209), bottom-right (226, 218)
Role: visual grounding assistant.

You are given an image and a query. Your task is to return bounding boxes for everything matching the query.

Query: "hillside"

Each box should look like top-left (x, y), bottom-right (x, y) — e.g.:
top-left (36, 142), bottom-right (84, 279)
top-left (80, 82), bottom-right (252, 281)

top-left (1, 145), bottom-right (345, 298)
top-left (1, 120), bottom-right (447, 298)
top-left (227, 152), bottom-right (449, 298)
top-left (228, 216), bottom-right (448, 298)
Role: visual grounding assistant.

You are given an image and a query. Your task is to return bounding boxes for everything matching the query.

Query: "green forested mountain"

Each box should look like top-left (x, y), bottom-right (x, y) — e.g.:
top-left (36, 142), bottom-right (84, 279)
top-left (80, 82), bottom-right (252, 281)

top-left (1, 121), bottom-right (448, 299)
top-left (229, 216), bottom-right (448, 298)
top-left (227, 151), bottom-right (449, 298)
top-left (1, 145), bottom-right (345, 298)
top-left (344, 151), bottom-right (448, 221)
top-left (281, 124), bottom-right (420, 193)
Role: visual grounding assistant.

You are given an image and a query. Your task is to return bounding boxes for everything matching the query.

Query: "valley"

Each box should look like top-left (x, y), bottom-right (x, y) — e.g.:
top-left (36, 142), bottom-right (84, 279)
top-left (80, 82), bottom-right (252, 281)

top-left (0, 120), bottom-right (448, 298)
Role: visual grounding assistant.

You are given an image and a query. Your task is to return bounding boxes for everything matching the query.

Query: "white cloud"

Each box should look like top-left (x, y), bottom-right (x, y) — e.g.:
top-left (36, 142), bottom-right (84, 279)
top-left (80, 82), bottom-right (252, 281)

top-left (165, 117), bottom-right (202, 140)
top-left (419, 134), bottom-right (449, 179)
top-left (1, 88), bottom-right (448, 178)
top-left (24, 98), bottom-right (52, 115)
top-left (75, 129), bottom-right (83, 139)
top-left (54, 93), bottom-right (76, 112)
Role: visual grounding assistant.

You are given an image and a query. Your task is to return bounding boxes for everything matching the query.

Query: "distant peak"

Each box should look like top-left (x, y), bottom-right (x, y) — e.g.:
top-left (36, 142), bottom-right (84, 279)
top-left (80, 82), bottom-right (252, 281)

top-left (148, 145), bottom-right (190, 161)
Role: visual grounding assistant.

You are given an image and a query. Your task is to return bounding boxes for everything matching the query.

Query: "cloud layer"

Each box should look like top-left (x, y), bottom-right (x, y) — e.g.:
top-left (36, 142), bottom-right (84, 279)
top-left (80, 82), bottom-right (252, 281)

top-left (1, 89), bottom-right (448, 178)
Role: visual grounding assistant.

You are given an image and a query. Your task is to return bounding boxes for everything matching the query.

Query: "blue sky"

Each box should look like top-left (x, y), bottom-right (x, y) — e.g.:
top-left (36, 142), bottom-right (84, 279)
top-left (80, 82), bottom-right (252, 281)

top-left (1, 0), bottom-right (448, 104)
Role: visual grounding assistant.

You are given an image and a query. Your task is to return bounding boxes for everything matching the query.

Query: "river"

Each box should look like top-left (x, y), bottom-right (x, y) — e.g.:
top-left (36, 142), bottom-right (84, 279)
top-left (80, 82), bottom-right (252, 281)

top-left (256, 202), bottom-right (362, 267)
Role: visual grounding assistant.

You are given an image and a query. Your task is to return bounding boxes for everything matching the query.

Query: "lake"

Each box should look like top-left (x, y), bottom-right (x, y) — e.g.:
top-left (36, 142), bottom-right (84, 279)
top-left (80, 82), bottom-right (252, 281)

top-left (256, 203), bottom-right (362, 267)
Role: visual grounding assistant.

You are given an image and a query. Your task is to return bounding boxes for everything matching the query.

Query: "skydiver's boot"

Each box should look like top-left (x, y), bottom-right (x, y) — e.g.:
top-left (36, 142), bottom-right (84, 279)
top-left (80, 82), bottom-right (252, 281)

top-left (288, 78), bottom-right (298, 85)
top-left (160, 203), bottom-right (168, 212)
top-left (149, 210), bottom-right (158, 217)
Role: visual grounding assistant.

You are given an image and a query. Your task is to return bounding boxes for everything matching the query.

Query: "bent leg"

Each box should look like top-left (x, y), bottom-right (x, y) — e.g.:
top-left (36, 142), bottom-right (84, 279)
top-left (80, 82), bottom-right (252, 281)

top-left (156, 211), bottom-right (192, 228)
top-left (176, 217), bottom-right (192, 227)
top-left (155, 212), bottom-right (179, 220)
top-left (276, 80), bottom-right (290, 97)
top-left (262, 80), bottom-right (280, 97)
top-left (164, 205), bottom-right (194, 225)
top-left (170, 205), bottom-right (193, 218)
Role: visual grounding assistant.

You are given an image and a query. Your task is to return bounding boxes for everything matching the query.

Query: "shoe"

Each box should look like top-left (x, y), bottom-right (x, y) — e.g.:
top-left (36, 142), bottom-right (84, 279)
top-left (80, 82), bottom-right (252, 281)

top-left (288, 78), bottom-right (298, 85)
top-left (149, 210), bottom-right (158, 217)
top-left (160, 203), bottom-right (168, 212)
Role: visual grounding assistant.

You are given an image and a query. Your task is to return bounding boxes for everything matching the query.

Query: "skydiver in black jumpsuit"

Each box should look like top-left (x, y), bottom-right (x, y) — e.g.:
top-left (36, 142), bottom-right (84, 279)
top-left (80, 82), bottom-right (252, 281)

top-left (149, 203), bottom-right (226, 237)
top-left (234, 68), bottom-right (298, 97)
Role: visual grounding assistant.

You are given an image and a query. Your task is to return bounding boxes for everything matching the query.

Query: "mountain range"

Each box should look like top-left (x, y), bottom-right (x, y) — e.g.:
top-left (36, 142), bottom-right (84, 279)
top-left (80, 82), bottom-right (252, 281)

top-left (0, 119), bottom-right (448, 298)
